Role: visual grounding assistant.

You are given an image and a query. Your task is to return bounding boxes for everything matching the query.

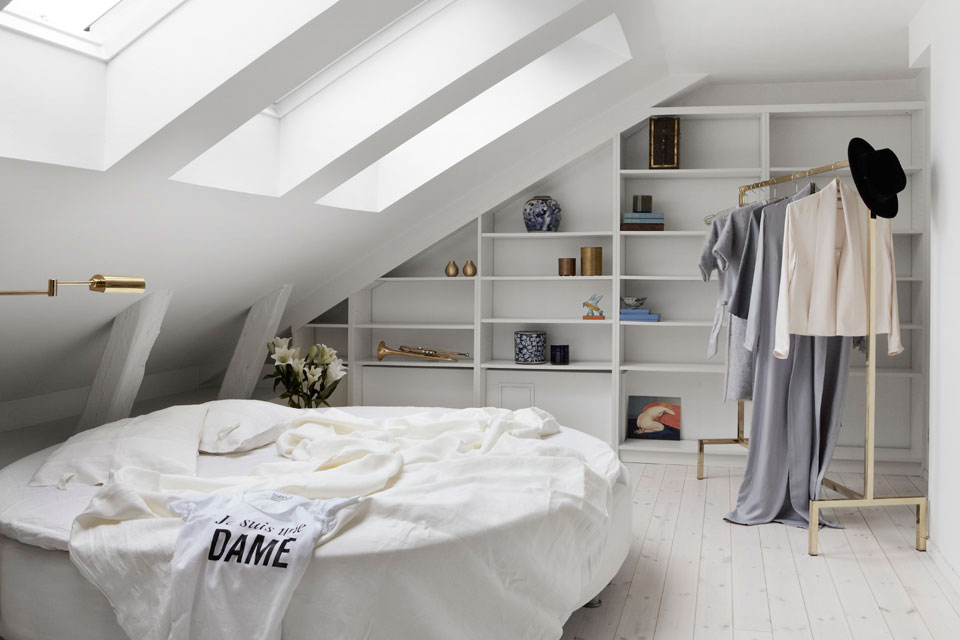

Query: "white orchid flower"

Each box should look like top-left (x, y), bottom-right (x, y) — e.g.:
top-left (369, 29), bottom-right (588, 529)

top-left (272, 337), bottom-right (291, 351)
top-left (272, 347), bottom-right (297, 366)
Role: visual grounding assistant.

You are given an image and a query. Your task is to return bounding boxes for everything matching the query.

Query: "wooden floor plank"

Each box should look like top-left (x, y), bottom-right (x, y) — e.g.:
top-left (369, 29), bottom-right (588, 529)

top-left (655, 466), bottom-right (708, 639)
top-left (816, 479), bottom-right (895, 640)
top-left (907, 475), bottom-right (928, 497)
top-left (758, 523), bottom-right (813, 639)
top-left (576, 465), bottom-right (668, 640)
top-left (878, 475), bottom-right (960, 622)
top-left (694, 466), bottom-right (734, 640)
top-left (786, 525), bottom-right (854, 640)
top-left (851, 476), bottom-right (960, 640)
top-left (561, 466), bottom-right (958, 640)
top-left (833, 473), bottom-right (933, 640)
top-left (562, 608), bottom-right (587, 640)
top-left (623, 462), bottom-right (647, 499)
top-left (614, 464), bottom-right (688, 640)
top-left (728, 469), bottom-right (773, 636)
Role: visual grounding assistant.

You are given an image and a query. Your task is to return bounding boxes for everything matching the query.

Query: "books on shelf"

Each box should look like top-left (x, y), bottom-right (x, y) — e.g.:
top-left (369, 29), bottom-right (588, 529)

top-left (621, 223), bottom-right (665, 231)
top-left (622, 212), bottom-right (664, 221)
top-left (620, 309), bottom-right (660, 322)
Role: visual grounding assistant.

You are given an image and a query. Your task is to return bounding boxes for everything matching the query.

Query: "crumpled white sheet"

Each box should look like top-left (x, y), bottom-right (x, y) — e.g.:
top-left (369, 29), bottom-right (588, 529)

top-left (68, 406), bottom-right (620, 640)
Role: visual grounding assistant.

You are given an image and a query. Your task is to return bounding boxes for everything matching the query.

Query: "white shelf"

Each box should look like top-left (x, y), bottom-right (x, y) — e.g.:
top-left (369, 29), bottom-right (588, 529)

top-left (620, 168), bottom-right (762, 179)
top-left (897, 276), bottom-right (923, 282)
top-left (620, 320), bottom-right (712, 327)
top-left (620, 230), bottom-right (707, 237)
top-left (619, 439), bottom-right (699, 454)
top-left (377, 276), bottom-right (475, 282)
top-left (304, 323), bottom-right (348, 329)
top-left (481, 231), bottom-right (612, 239)
top-left (481, 275), bottom-right (613, 281)
top-left (355, 322), bottom-right (473, 330)
top-left (481, 317), bottom-right (613, 324)
top-left (355, 359), bottom-right (474, 369)
top-left (620, 362), bottom-right (725, 373)
top-left (621, 274), bottom-right (713, 281)
top-left (481, 360), bottom-right (613, 371)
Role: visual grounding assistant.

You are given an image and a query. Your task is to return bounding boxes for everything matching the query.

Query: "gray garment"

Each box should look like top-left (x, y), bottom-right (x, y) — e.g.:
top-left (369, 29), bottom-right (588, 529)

top-left (700, 210), bottom-right (733, 359)
top-left (725, 317), bottom-right (753, 400)
top-left (725, 186), bottom-right (852, 528)
top-left (711, 201), bottom-right (767, 401)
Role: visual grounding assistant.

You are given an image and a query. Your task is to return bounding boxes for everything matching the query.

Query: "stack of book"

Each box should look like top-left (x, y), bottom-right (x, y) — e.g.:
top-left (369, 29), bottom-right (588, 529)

top-left (620, 308), bottom-right (660, 322)
top-left (621, 212), bottom-right (664, 231)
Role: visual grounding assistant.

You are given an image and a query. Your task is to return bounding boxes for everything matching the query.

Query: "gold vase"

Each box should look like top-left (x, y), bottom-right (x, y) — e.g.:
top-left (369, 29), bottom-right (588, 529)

top-left (580, 247), bottom-right (602, 276)
top-left (462, 260), bottom-right (477, 277)
top-left (444, 261), bottom-right (459, 277)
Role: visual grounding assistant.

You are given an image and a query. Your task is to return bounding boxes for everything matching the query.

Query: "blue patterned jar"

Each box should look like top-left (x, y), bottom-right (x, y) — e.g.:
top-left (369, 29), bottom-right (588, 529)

top-left (514, 330), bottom-right (547, 364)
top-left (522, 195), bottom-right (561, 232)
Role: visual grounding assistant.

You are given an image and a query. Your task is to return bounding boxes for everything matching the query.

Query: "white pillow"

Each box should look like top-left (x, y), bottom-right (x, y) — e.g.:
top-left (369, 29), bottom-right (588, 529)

top-left (200, 399), bottom-right (301, 454)
top-left (29, 404), bottom-right (206, 487)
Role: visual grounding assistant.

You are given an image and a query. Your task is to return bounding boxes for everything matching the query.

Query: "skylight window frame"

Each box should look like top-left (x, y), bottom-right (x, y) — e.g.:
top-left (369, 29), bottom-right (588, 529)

top-left (0, 0), bottom-right (188, 60)
top-left (261, 0), bottom-right (457, 120)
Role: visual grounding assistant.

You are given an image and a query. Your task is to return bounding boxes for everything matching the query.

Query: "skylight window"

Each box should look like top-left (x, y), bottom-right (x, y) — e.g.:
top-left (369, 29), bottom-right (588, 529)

top-left (5, 0), bottom-right (121, 34)
top-left (316, 14), bottom-right (631, 213)
top-left (0, 0), bottom-right (187, 59)
top-left (171, 0), bottom-right (586, 197)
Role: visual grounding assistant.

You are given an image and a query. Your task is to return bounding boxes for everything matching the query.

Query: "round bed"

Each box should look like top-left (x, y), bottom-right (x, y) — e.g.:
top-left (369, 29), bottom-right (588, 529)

top-left (0, 406), bottom-right (631, 640)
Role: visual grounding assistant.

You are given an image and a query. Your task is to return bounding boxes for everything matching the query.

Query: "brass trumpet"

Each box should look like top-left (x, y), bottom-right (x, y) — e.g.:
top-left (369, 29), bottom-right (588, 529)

top-left (376, 341), bottom-right (470, 363)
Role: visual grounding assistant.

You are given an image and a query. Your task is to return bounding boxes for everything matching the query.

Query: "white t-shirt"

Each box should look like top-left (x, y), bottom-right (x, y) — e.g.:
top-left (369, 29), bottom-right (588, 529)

top-left (168, 490), bottom-right (360, 640)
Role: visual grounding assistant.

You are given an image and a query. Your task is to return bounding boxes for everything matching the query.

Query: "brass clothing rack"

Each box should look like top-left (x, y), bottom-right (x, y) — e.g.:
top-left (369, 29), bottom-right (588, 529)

top-left (696, 161), bottom-right (927, 555)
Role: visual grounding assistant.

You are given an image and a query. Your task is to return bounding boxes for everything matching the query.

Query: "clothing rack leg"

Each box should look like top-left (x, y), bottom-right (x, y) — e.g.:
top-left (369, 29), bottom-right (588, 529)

top-left (864, 215), bottom-right (877, 501)
top-left (697, 401), bottom-right (748, 481)
top-left (917, 500), bottom-right (928, 551)
top-left (697, 440), bottom-right (705, 480)
top-left (808, 501), bottom-right (820, 555)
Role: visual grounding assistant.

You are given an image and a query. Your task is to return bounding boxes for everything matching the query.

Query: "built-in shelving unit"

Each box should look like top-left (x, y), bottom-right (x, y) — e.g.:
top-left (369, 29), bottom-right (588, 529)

top-left (307, 99), bottom-right (928, 471)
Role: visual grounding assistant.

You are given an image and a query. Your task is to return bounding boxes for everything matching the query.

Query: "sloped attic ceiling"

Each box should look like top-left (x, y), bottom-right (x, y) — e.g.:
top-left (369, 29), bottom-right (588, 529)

top-left (0, 0), bottom-right (673, 425)
top-left (0, 0), bottom-right (923, 427)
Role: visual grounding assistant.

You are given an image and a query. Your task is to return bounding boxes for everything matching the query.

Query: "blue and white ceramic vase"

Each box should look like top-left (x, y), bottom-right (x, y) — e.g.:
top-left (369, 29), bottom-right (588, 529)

top-left (514, 330), bottom-right (547, 364)
top-left (522, 195), bottom-right (561, 232)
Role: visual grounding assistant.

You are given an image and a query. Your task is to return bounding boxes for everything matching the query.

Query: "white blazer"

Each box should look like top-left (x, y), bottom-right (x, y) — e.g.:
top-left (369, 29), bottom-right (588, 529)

top-left (774, 178), bottom-right (902, 359)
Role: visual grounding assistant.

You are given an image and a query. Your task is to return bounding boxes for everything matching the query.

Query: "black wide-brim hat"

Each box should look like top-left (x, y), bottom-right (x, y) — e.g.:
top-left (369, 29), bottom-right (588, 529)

top-left (847, 137), bottom-right (907, 219)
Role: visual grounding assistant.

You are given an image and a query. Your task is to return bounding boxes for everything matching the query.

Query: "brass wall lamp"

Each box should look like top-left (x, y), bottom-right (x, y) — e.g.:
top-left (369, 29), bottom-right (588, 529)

top-left (0, 275), bottom-right (146, 296)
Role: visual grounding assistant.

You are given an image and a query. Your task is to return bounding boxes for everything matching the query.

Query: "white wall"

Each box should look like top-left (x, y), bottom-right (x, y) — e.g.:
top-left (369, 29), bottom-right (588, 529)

top-left (917, 0), bottom-right (960, 584)
top-left (0, 28), bottom-right (105, 169)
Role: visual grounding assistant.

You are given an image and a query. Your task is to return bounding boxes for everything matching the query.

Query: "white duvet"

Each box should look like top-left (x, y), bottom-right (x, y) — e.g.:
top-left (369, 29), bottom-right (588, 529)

top-left (60, 406), bottom-right (623, 640)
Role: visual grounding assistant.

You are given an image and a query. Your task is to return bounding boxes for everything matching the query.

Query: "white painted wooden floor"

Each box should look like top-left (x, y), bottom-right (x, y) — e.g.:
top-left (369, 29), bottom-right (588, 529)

top-left (562, 464), bottom-right (960, 640)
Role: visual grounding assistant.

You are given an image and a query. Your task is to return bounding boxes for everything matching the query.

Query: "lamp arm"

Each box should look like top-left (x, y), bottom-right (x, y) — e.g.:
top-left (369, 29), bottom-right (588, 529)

top-left (0, 276), bottom-right (145, 297)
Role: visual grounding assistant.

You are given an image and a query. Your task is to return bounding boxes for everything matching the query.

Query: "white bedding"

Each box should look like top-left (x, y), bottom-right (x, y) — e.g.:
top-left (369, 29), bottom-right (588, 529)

top-left (0, 406), bottom-right (629, 640)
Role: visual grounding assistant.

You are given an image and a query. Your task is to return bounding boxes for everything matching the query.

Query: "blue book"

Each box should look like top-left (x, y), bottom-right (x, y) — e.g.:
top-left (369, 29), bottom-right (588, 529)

top-left (623, 212), bottom-right (665, 219)
top-left (619, 308), bottom-right (652, 315)
top-left (621, 313), bottom-right (660, 322)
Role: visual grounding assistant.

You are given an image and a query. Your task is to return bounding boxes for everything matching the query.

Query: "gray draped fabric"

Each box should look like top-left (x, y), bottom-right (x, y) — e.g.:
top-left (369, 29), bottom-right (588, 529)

top-left (700, 209), bottom-right (733, 360)
top-left (725, 184), bottom-right (852, 528)
top-left (705, 201), bottom-right (767, 401)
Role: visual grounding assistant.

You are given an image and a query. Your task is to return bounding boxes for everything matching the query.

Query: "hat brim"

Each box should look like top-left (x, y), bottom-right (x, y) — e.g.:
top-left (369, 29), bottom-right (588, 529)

top-left (848, 137), bottom-right (898, 219)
